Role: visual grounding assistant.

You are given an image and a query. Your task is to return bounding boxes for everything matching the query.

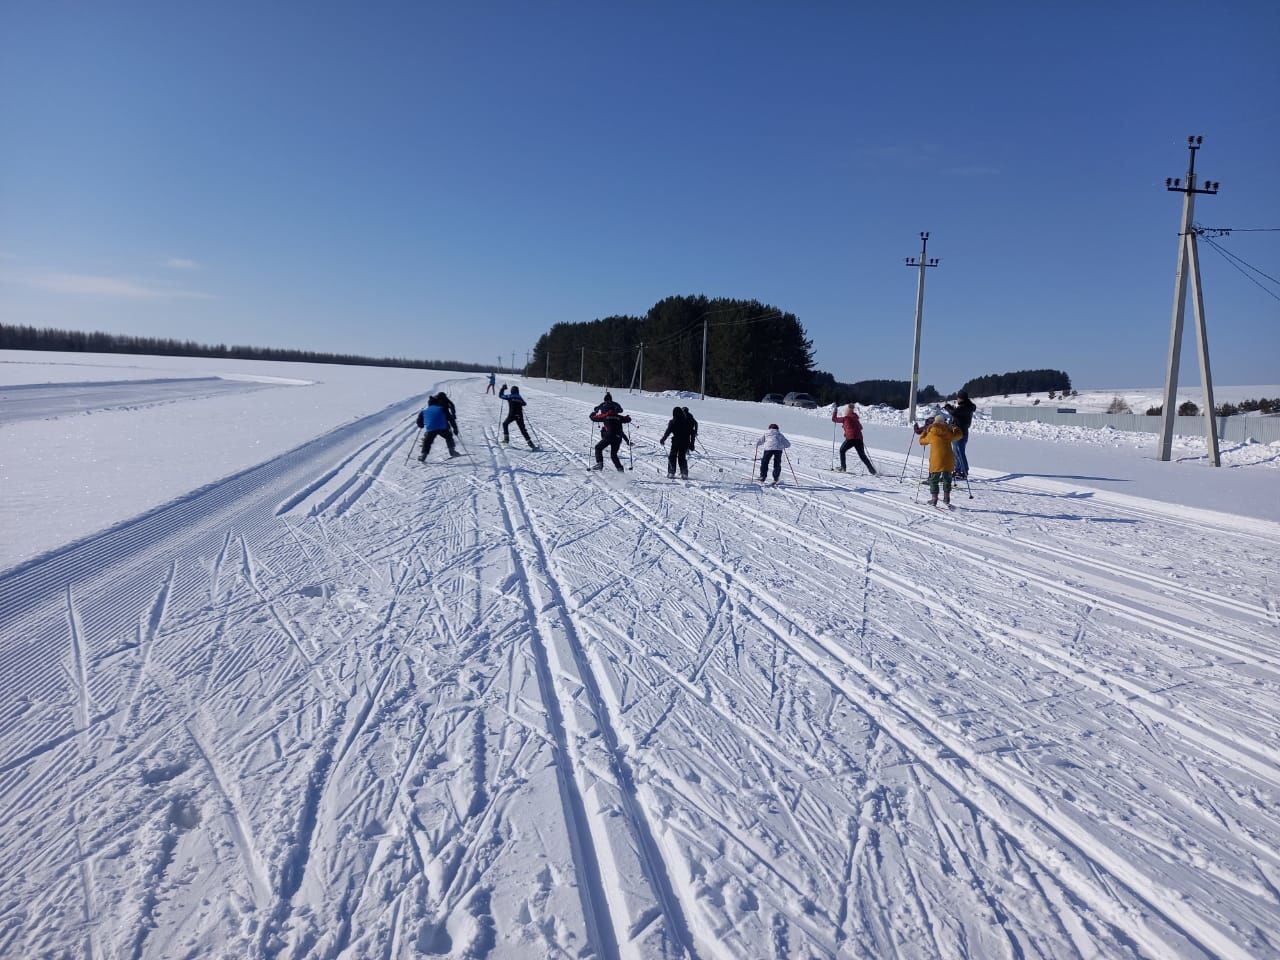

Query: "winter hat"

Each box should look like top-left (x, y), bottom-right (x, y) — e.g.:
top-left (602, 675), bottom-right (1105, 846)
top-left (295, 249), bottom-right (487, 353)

top-left (510, 386), bottom-right (520, 394)
top-left (957, 391), bottom-right (969, 400)
top-left (603, 392), bottom-right (613, 402)
top-left (672, 406), bottom-right (683, 417)
top-left (935, 409), bottom-right (952, 424)
top-left (767, 423), bottom-right (779, 430)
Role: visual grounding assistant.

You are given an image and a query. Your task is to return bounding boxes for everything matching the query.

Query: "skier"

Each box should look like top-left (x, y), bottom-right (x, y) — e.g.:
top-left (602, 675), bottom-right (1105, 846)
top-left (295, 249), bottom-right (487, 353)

top-left (485, 372), bottom-right (496, 395)
top-left (499, 385), bottom-right (536, 448)
top-left (831, 402), bottom-right (876, 474)
top-left (682, 407), bottom-right (699, 452)
top-left (755, 423), bottom-right (791, 485)
top-left (590, 393), bottom-right (631, 471)
top-left (415, 396), bottom-right (460, 461)
top-left (944, 390), bottom-right (977, 479)
top-left (914, 410), bottom-right (964, 507)
top-left (660, 407), bottom-right (693, 480)
top-left (434, 391), bottom-right (459, 435)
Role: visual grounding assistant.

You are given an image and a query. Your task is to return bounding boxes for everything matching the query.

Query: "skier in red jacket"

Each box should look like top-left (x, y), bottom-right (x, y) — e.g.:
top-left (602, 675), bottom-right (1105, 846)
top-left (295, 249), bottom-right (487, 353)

top-left (831, 403), bottom-right (876, 474)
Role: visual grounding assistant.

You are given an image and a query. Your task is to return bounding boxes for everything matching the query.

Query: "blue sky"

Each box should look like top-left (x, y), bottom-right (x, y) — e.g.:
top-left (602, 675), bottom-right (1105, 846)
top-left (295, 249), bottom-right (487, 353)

top-left (2, 1), bottom-right (1277, 390)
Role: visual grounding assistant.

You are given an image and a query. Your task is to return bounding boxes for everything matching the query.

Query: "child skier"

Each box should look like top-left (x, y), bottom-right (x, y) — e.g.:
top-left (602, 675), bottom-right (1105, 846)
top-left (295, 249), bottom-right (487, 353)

top-left (485, 372), bottom-right (496, 395)
top-left (660, 407), bottom-right (693, 479)
top-left (831, 403), bottom-right (876, 474)
top-left (415, 396), bottom-right (460, 461)
top-left (755, 423), bottom-right (790, 485)
top-left (915, 411), bottom-right (964, 506)
top-left (498, 385), bottom-right (536, 448)
top-left (589, 393), bottom-right (631, 471)
top-left (682, 407), bottom-right (699, 452)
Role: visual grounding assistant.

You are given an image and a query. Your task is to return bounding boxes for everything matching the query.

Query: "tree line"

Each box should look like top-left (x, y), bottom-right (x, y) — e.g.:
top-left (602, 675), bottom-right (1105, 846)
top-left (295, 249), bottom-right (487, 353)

top-left (960, 369), bottom-right (1072, 397)
top-left (530, 295), bottom-right (940, 409)
top-left (0, 323), bottom-right (501, 374)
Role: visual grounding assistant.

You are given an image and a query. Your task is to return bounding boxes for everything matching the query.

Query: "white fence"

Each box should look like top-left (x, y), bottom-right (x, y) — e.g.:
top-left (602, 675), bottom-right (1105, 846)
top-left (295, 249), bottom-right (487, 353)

top-left (988, 407), bottom-right (1280, 445)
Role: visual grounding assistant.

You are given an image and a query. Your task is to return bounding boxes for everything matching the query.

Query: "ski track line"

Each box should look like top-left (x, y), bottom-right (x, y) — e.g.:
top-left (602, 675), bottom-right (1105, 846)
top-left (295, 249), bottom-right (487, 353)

top-left (185, 720), bottom-right (273, 907)
top-left (652, 408), bottom-right (1274, 622)
top-left (692, 478), bottom-right (1280, 791)
top-left (65, 586), bottom-right (92, 757)
top-left (793, 455), bottom-right (1273, 624)
top-left (754, 461), bottom-right (1280, 675)
top-left (488, 426), bottom-right (694, 960)
top-left (538, 426), bottom-right (1257, 960)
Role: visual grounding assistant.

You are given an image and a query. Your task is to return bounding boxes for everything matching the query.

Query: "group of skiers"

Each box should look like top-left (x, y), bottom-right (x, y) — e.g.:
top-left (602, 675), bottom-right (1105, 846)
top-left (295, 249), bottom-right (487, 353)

top-left (912, 390), bottom-right (976, 507)
top-left (418, 378), bottom-right (977, 502)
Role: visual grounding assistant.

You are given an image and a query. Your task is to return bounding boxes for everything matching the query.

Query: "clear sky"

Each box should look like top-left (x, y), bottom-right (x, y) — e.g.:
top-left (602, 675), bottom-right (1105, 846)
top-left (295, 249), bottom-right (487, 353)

top-left (2, 1), bottom-right (1277, 390)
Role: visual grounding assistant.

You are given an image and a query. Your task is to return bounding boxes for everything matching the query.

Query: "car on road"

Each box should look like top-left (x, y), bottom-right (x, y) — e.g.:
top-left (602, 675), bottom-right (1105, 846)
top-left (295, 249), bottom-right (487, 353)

top-left (783, 392), bottom-right (818, 409)
top-left (761, 393), bottom-right (784, 404)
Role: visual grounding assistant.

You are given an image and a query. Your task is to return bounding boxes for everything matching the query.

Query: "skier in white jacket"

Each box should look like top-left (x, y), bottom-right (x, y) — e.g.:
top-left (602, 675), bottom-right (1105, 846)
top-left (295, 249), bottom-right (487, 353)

top-left (755, 424), bottom-right (791, 484)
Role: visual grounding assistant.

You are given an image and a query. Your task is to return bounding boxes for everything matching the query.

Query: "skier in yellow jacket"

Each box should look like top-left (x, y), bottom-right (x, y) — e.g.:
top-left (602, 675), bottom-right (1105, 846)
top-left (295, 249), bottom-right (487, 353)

top-left (914, 411), bottom-right (964, 507)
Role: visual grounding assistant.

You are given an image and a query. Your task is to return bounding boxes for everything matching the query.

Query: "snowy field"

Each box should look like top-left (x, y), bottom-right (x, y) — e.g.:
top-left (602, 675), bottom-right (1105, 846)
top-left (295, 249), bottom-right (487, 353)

top-left (1, 351), bottom-right (1278, 959)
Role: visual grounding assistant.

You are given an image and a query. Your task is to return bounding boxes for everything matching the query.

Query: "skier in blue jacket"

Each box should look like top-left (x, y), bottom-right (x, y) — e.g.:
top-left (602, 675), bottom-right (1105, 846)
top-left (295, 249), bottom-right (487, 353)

top-left (415, 396), bottom-right (460, 461)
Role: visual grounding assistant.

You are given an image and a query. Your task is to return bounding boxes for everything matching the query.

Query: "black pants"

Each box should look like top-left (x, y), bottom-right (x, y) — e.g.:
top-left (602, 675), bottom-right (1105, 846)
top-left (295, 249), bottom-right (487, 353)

top-left (503, 413), bottom-right (531, 444)
top-left (840, 438), bottom-right (875, 473)
top-left (420, 428), bottom-right (456, 458)
top-left (760, 449), bottom-right (781, 480)
top-left (595, 435), bottom-right (624, 470)
top-left (667, 444), bottom-right (688, 477)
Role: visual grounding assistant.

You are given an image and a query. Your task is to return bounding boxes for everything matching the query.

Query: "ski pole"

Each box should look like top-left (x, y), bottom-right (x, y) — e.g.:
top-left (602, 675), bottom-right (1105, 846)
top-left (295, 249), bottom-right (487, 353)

top-left (832, 421), bottom-right (838, 471)
top-left (749, 444), bottom-right (759, 481)
top-left (963, 472), bottom-right (974, 500)
top-left (898, 426), bottom-right (917, 481)
top-left (403, 428), bottom-right (422, 465)
top-left (784, 449), bottom-right (799, 485)
top-left (626, 430), bottom-right (634, 470)
top-left (913, 442), bottom-right (928, 503)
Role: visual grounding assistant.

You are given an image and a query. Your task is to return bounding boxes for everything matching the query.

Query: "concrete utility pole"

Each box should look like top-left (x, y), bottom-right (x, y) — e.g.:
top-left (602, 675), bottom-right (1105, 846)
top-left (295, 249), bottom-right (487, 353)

top-left (638, 342), bottom-right (644, 395)
top-left (511, 352), bottom-right (516, 374)
top-left (1159, 135), bottom-right (1221, 466)
top-left (904, 232), bottom-right (940, 424)
top-left (496, 355), bottom-right (501, 374)
top-left (699, 319), bottom-right (709, 399)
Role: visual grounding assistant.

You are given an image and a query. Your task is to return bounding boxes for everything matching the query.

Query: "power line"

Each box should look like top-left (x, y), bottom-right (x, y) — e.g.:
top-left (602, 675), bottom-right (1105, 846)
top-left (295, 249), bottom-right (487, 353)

top-left (1197, 234), bottom-right (1280, 288)
top-left (1201, 236), bottom-right (1280, 303)
top-left (1194, 226), bottom-right (1280, 235)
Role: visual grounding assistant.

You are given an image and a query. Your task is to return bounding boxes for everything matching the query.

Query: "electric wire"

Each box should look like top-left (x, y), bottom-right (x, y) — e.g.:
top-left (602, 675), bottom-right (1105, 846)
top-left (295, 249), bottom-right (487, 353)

top-left (1201, 236), bottom-right (1280, 304)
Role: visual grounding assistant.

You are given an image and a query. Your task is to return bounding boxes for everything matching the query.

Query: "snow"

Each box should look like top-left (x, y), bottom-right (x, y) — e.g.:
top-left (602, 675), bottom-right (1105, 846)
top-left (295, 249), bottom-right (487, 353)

top-left (1, 351), bottom-right (1278, 959)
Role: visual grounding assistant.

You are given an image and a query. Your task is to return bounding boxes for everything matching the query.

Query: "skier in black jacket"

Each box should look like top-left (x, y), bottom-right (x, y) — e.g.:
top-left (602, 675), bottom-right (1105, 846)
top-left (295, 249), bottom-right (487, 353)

top-left (589, 393), bottom-right (631, 471)
top-left (944, 391), bottom-right (977, 479)
top-left (499, 385), bottom-right (535, 448)
top-left (433, 392), bottom-right (459, 435)
top-left (660, 407), bottom-right (693, 479)
top-left (682, 407), bottom-right (698, 451)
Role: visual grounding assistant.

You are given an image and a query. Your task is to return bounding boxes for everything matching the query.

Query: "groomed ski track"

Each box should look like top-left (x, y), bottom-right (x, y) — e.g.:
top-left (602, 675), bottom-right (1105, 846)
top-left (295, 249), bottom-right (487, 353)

top-left (1, 380), bottom-right (1276, 959)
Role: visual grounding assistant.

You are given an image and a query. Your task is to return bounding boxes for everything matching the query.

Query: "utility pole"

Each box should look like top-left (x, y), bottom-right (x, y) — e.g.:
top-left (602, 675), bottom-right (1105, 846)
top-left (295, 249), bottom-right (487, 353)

top-left (904, 232), bottom-right (940, 424)
top-left (1159, 135), bottom-right (1221, 466)
top-left (699, 318), bottom-right (709, 399)
top-left (638, 342), bottom-right (644, 395)
top-left (544, 351), bottom-right (549, 382)
top-left (496, 355), bottom-right (501, 374)
top-left (511, 351), bottom-right (516, 375)
top-left (579, 347), bottom-right (584, 386)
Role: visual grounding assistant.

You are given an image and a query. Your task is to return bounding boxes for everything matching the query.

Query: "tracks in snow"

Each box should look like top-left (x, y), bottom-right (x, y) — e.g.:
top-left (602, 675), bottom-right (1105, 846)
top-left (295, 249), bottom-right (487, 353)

top-left (530, 420), bottom-right (1271, 960)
